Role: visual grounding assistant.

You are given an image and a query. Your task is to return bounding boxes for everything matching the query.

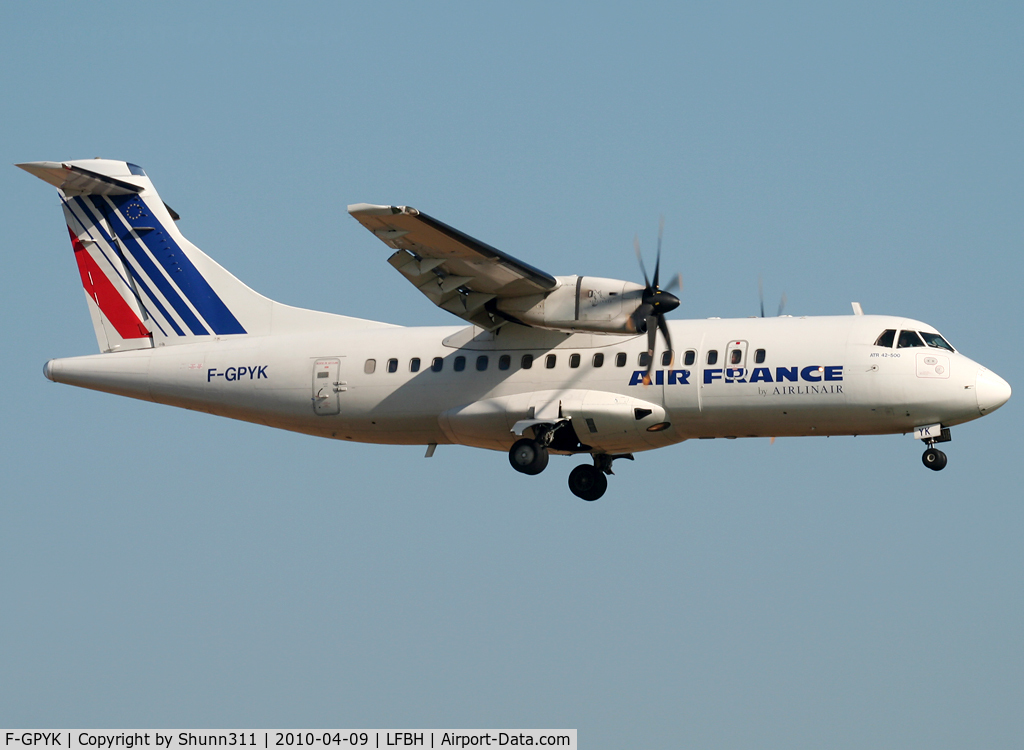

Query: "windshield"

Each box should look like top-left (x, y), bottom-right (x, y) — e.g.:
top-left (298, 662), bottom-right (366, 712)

top-left (897, 330), bottom-right (925, 348)
top-left (874, 329), bottom-right (895, 348)
top-left (920, 331), bottom-right (955, 352)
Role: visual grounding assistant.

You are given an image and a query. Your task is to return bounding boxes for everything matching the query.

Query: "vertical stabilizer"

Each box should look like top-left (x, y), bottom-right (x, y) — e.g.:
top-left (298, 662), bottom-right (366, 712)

top-left (18, 159), bottom-right (275, 351)
top-left (20, 158), bottom-right (395, 352)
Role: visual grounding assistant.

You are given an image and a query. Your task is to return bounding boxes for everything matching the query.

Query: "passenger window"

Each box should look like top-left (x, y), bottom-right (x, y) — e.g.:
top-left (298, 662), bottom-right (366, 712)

top-left (431, 357), bottom-right (443, 372)
top-left (639, 352), bottom-right (651, 367)
top-left (920, 331), bottom-right (955, 352)
top-left (454, 356), bottom-right (466, 371)
top-left (707, 350), bottom-right (718, 365)
top-left (521, 354), bottom-right (533, 369)
top-left (593, 353), bottom-right (604, 367)
top-left (498, 355), bottom-right (511, 370)
top-left (569, 353), bottom-right (581, 368)
top-left (874, 329), bottom-right (896, 348)
top-left (386, 358), bottom-right (398, 373)
top-left (410, 357), bottom-right (421, 373)
top-left (684, 350), bottom-right (696, 366)
top-left (730, 349), bottom-right (742, 365)
top-left (476, 355), bottom-right (488, 371)
top-left (754, 349), bottom-right (765, 364)
top-left (364, 359), bottom-right (376, 374)
top-left (897, 330), bottom-right (925, 348)
top-left (661, 351), bottom-right (672, 367)
top-left (545, 354), bottom-right (557, 369)
top-left (615, 352), bottom-right (627, 367)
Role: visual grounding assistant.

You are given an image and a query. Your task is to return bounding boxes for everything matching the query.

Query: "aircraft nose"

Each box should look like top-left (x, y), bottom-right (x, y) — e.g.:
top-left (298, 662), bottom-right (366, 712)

top-left (976, 367), bottom-right (1011, 415)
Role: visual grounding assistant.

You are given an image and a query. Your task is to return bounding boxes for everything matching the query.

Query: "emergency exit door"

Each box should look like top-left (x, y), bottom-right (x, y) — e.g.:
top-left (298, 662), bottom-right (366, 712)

top-left (725, 340), bottom-right (748, 382)
top-left (312, 358), bottom-right (346, 415)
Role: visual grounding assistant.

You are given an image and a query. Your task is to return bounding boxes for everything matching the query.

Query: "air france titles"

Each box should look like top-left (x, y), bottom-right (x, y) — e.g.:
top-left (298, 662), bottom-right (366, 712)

top-left (629, 365), bottom-right (844, 394)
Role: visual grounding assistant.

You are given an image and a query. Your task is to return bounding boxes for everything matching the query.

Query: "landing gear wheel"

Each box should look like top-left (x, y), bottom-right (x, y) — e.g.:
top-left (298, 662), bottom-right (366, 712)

top-left (568, 464), bottom-right (608, 501)
top-left (509, 438), bottom-right (549, 475)
top-left (922, 447), bottom-right (947, 471)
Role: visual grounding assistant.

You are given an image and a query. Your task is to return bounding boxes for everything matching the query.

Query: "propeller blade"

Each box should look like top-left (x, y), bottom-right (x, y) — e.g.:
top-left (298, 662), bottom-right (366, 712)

top-left (657, 315), bottom-right (674, 367)
top-left (777, 292), bottom-right (787, 317)
top-left (652, 216), bottom-right (664, 288)
top-left (645, 315), bottom-right (658, 383)
top-left (634, 235), bottom-right (650, 288)
top-left (758, 273), bottom-right (765, 318)
top-left (633, 218), bottom-right (679, 386)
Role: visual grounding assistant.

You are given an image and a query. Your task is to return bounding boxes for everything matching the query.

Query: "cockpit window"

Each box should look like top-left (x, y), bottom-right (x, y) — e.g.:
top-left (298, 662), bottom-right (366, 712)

top-left (920, 331), bottom-right (955, 352)
top-left (874, 329), bottom-right (896, 348)
top-left (897, 330), bottom-right (925, 348)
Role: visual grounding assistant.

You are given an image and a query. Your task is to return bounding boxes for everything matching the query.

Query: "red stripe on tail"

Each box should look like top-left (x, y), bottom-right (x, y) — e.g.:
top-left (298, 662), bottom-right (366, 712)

top-left (68, 227), bottom-right (150, 339)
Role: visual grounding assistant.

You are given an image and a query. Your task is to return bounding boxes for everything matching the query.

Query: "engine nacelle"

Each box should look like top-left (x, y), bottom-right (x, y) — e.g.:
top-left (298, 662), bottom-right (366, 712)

top-left (495, 275), bottom-right (646, 334)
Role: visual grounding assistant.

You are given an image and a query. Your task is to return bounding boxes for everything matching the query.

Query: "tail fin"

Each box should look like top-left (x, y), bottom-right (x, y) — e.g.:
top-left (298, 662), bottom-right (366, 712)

top-left (20, 158), bottom-right (394, 352)
top-left (19, 159), bottom-right (281, 352)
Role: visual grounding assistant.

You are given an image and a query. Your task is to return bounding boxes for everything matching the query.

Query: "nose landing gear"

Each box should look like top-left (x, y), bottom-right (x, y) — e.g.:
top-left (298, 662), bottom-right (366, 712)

top-left (922, 447), bottom-right (948, 471)
top-left (917, 424), bottom-right (952, 471)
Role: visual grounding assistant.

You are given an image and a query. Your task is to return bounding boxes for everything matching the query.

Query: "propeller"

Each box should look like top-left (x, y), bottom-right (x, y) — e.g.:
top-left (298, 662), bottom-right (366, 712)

top-left (758, 273), bottom-right (787, 317)
top-left (633, 217), bottom-right (681, 384)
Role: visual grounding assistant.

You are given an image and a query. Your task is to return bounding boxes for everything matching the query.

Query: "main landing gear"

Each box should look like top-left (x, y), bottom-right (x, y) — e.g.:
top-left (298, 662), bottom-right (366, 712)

top-left (568, 464), bottom-right (607, 501)
top-left (509, 438), bottom-right (549, 475)
top-left (508, 430), bottom-right (630, 501)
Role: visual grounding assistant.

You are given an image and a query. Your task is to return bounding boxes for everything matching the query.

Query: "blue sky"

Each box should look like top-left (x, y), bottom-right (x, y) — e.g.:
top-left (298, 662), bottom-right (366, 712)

top-left (1, 2), bottom-right (1021, 746)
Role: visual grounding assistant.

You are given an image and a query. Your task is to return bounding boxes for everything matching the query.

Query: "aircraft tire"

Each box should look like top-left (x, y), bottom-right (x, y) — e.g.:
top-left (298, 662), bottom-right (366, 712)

top-left (509, 438), bottom-right (549, 475)
top-left (922, 448), bottom-right (947, 471)
top-left (568, 464), bottom-right (608, 501)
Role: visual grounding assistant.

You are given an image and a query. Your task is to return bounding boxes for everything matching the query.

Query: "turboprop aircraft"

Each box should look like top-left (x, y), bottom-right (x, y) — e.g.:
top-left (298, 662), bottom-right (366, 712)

top-left (19, 158), bottom-right (1011, 500)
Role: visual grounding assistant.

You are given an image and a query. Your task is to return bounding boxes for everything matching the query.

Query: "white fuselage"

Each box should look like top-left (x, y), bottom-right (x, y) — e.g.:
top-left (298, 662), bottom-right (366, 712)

top-left (43, 313), bottom-right (1006, 456)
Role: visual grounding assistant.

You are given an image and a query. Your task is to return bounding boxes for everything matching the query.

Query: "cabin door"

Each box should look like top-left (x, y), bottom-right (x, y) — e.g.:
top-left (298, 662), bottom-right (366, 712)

top-left (312, 357), bottom-right (346, 416)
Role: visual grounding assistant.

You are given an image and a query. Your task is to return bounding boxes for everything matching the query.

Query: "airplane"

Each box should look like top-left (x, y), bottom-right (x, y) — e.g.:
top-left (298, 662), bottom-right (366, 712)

top-left (18, 158), bottom-right (1012, 501)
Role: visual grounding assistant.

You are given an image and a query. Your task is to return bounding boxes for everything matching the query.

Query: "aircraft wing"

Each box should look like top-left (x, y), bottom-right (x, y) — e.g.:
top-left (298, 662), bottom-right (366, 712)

top-left (348, 204), bottom-right (558, 330)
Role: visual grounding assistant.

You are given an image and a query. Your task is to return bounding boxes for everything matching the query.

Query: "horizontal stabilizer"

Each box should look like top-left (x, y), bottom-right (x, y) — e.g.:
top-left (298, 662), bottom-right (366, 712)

top-left (16, 161), bottom-right (143, 195)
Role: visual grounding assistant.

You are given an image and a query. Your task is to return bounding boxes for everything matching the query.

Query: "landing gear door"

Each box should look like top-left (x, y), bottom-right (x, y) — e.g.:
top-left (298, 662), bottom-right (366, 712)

top-left (312, 358), bottom-right (345, 416)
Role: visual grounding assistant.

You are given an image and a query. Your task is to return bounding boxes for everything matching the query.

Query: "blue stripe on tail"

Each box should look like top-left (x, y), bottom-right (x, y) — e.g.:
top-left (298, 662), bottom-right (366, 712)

top-left (109, 195), bottom-right (247, 336)
top-left (83, 196), bottom-right (211, 335)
